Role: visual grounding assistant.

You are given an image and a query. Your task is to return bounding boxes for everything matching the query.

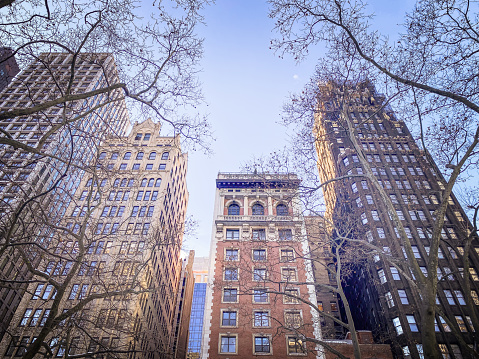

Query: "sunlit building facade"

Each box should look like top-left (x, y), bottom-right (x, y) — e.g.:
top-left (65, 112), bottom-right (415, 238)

top-left (202, 173), bottom-right (321, 359)
top-left (0, 52), bottom-right (129, 342)
top-left (314, 81), bottom-right (479, 358)
top-left (0, 119), bottom-right (190, 358)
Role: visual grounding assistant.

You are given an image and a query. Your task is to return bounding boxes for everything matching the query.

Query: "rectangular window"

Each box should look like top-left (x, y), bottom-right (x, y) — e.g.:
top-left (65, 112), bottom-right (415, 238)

top-left (287, 336), bottom-right (305, 354)
top-left (378, 269), bottom-right (386, 284)
top-left (225, 249), bottom-right (239, 261)
top-left (220, 335), bottom-right (236, 354)
top-left (407, 315), bottom-right (418, 331)
top-left (252, 229), bottom-right (266, 241)
top-left (385, 292), bottom-right (394, 307)
top-left (254, 336), bottom-right (270, 354)
top-left (471, 290), bottom-right (479, 305)
top-left (223, 288), bottom-right (238, 303)
top-left (221, 311), bottom-right (237, 327)
top-left (278, 229), bottom-right (292, 241)
top-left (470, 268), bottom-right (479, 281)
top-left (100, 206), bottom-right (109, 217)
top-left (226, 229), bottom-right (240, 240)
top-left (456, 316), bottom-right (467, 332)
top-left (29, 309), bottom-right (42, 326)
top-left (281, 268), bottom-right (297, 282)
top-left (33, 284), bottom-right (45, 299)
top-left (15, 337), bottom-right (30, 357)
top-left (377, 227), bottom-right (385, 238)
top-left (253, 249), bottom-right (266, 261)
top-left (254, 311), bottom-right (269, 327)
top-left (454, 290), bottom-right (466, 305)
top-left (131, 206), bottom-right (139, 217)
top-left (393, 317), bottom-right (403, 334)
top-left (146, 206), bottom-right (154, 217)
top-left (253, 268), bottom-right (267, 281)
top-left (280, 249), bottom-right (294, 262)
top-left (143, 191), bottom-right (151, 201)
top-left (224, 268), bottom-right (238, 281)
top-left (39, 310), bottom-right (50, 326)
top-left (20, 309), bottom-right (32, 326)
top-left (398, 290), bottom-right (409, 304)
top-left (142, 223), bottom-right (150, 235)
top-left (69, 284), bottom-right (79, 300)
top-left (43, 285), bottom-right (55, 299)
top-left (138, 206), bottom-right (147, 217)
top-left (411, 246), bottom-right (421, 258)
top-left (284, 288), bottom-right (299, 304)
top-left (253, 289), bottom-right (268, 303)
top-left (390, 267), bottom-right (400, 280)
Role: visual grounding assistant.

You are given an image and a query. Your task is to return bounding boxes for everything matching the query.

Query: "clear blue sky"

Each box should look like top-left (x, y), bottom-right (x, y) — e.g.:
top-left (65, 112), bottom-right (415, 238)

top-left (183, 0), bottom-right (416, 257)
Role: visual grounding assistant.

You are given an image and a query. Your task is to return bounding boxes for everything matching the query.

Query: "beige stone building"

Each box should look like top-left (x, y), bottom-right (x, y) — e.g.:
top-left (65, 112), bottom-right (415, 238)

top-left (0, 52), bottom-right (129, 343)
top-left (0, 119), bottom-right (190, 358)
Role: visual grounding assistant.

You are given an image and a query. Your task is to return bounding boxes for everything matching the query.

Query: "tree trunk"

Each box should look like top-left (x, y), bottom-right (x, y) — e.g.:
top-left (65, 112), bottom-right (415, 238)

top-left (421, 289), bottom-right (439, 358)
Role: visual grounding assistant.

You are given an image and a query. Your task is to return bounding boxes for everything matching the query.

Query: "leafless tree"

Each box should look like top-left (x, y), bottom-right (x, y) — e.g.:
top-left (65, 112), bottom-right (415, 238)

top-left (0, 0), bottom-right (212, 239)
top-left (0, 1), bottom-right (210, 354)
top-left (265, 1), bottom-right (479, 357)
top-left (0, 161), bottom-right (188, 358)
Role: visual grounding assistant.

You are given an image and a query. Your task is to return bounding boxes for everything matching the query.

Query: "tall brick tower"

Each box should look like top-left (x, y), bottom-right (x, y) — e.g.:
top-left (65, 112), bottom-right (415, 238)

top-left (314, 81), bottom-right (479, 358)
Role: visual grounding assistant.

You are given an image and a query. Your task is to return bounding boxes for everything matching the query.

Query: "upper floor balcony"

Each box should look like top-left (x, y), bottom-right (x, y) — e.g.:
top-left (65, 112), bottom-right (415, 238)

top-left (216, 172), bottom-right (300, 190)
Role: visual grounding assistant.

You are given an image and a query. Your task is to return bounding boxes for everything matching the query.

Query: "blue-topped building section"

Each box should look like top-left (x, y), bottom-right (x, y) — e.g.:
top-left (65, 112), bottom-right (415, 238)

top-left (216, 172), bottom-right (300, 189)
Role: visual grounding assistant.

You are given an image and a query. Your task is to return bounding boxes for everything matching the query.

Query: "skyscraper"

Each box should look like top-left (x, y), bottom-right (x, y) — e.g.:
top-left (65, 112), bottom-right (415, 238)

top-left (202, 173), bottom-right (322, 359)
top-left (0, 118), bottom-right (190, 358)
top-left (314, 81), bottom-right (479, 358)
top-left (0, 52), bottom-right (129, 341)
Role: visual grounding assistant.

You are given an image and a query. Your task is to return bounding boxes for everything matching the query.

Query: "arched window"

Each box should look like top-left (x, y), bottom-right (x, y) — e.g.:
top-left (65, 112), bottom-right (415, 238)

top-left (127, 178), bottom-right (134, 187)
top-left (111, 152), bottom-right (119, 160)
top-left (136, 152), bottom-right (144, 160)
top-left (99, 152), bottom-right (106, 160)
top-left (228, 203), bottom-right (240, 216)
top-left (123, 152), bottom-right (131, 160)
top-left (120, 178), bottom-right (128, 187)
top-left (140, 178), bottom-right (147, 187)
top-left (113, 179), bottom-right (120, 187)
top-left (276, 204), bottom-right (288, 216)
top-left (149, 152), bottom-right (156, 160)
top-left (148, 178), bottom-right (155, 187)
top-left (252, 203), bottom-right (264, 215)
top-left (155, 178), bottom-right (162, 187)
top-left (161, 152), bottom-right (169, 160)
